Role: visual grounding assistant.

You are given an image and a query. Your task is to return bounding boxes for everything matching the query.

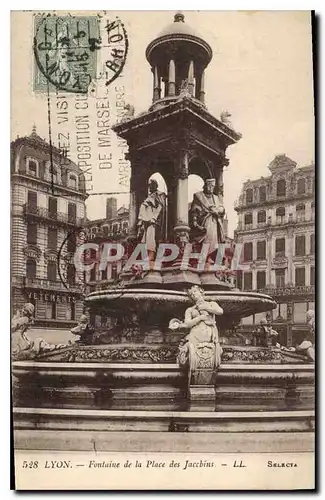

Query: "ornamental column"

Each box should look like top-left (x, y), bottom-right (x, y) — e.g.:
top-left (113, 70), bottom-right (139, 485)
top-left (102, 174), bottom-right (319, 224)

top-left (199, 71), bottom-right (205, 103)
top-left (167, 59), bottom-right (176, 96)
top-left (153, 66), bottom-right (161, 102)
top-left (286, 227), bottom-right (294, 285)
top-left (127, 154), bottom-right (148, 239)
top-left (188, 61), bottom-right (194, 96)
top-left (173, 149), bottom-right (190, 248)
top-left (266, 229), bottom-right (273, 286)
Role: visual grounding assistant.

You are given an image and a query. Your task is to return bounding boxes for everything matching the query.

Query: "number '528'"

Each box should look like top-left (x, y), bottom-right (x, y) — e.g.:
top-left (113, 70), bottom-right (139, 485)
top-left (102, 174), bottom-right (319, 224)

top-left (22, 461), bottom-right (39, 468)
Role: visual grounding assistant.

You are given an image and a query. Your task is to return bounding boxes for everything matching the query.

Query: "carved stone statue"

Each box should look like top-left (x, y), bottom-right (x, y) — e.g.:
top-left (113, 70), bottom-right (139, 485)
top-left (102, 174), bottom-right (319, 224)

top-left (190, 178), bottom-right (225, 260)
top-left (179, 78), bottom-right (190, 96)
top-left (11, 303), bottom-right (35, 357)
top-left (220, 110), bottom-right (233, 127)
top-left (121, 103), bottom-right (135, 123)
top-left (70, 314), bottom-right (95, 344)
top-left (169, 285), bottom-right (223, 384)
top-left (12, 303), bottom-right (69, 359)
top-left (137, 179), bottom-right (166, 258)
top-left (295, 309), bottom-right (315, 361)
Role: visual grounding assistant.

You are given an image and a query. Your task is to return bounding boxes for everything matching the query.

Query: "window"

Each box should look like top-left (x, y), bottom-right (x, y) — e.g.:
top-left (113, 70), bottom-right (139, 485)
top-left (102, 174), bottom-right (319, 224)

top-left (123, 221), bottom-right (128, 231)
top-left (90, 265), bottom-right (96, 282)
top-left (295, 235), bottom-right (306, 256)
top-left (276, 206), bottom-right (285, 224)
top-left (296, 203), bottom-right (305, 222)
top-left (47, 261), bottom-right (57, 282)
top-left (310, 234), bottom-right (315, 254)
top-left (276, 179), bottom-right (286, 197)
top-left (27, 191), bottom-right (37, 213)
top-left (246, 189), bottom-right (253, 205)
top-left (244, 213), bottom-right (252, 226)
top-left (293, 302), bottom-right (307, 324)
top-left (297, 178), bottom-right (306, 195)
top-left (275, 238), bottom-right (285, 257)
top-left (26, 258), bottom-right (36, 278)
top-left (257, 210), bottom-right (266, 224)
top-left (259, 186), bottom-right (266, 203)
top-left (45, 302), bottom-right (56, 320)
top-left (236, 270), bottom-right (243, 290)
top-left (243, 272), bottom-right (252, 291)
top-left (68, 203), bottom-right (76, 224)
top-left (67, 264), bottom-right (76, 285)
top-left (256, 240), bottom-right (266, 260)
top-left (48, 228), bottom-right (57, 250)
top-left (48, 197), bottom-right (57, 218)
top-left (113, 224), bottom-right (118, 234)
top-left (103, 226), bottom-right (109, 236)
top-left (310, 266), bottom-right (315, 286)
top-left (243, 242), bottom-right (253, 261)
top-left (70, 302), bottom-right (76, 321)
top-left (257, 270), bottom-right (266, 289)
top-left (27, 223), bottom-right (37, 245)
top-left (67, 233), bottom-right (77, 253)
top-left (68, 174), bottom-right (78, 189)
top-left (101, 269), bottom-right (107, 281)
top-left (27, 159), bottom-right (37, 177)
top-left (311, 202), bottom-right (315, 220)
top-left (295, 267), bottom-right (305, 286)
top-left (275, 268), bottom-right (285, 288)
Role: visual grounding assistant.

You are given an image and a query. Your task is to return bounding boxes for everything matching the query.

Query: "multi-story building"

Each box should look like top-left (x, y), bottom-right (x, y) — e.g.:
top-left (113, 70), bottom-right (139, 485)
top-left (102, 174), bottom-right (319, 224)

top-left (85, 198), bottom-right (129, 286)
top-left (234, 154), bottom-right (315, 346)
top-left (11, 128), bottom-right (88, 329)
top-left (83, 198), bottom-right (129, 328)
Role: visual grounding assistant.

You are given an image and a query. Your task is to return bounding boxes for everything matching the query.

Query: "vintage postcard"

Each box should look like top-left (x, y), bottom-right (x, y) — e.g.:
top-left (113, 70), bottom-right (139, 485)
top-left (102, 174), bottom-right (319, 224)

top-left (11, 10), bottom-right (315, 490)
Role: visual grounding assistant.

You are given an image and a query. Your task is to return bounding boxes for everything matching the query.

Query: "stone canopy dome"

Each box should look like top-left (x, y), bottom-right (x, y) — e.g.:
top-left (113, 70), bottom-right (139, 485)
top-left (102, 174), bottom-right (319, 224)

top-left (146, 12), bottom-right (212, 69)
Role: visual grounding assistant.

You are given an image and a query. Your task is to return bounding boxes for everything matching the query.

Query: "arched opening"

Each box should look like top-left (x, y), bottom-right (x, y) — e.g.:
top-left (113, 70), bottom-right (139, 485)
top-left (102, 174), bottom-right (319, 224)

top-left (296, 203), bottom-right (305, 222)
top-left (188, 157), bottom-right (212, 182)
top-left (148, 172), bottom-right (167, 195)
top-left (297, 178), bottom-right (306, 195)
top-left (257, 210), bottom-right (266, 224)
top-left (276, 179), bottom-right (286, 197)
top-left (259, 186), bottom-right (266, 203)
top-left (188, 174), bottom-right (204, 207)
top-left (276, 206), bottom-right (285, 224)
top-left (245, 188), bottom-right (253, 205)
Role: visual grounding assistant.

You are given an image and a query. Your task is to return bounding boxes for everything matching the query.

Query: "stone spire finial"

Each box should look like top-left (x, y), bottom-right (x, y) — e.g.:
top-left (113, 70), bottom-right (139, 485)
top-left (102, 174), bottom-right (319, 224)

top-left (174, 12), bottom-right (185, 23)
top-left (32, 124), bottom-right (37, 135)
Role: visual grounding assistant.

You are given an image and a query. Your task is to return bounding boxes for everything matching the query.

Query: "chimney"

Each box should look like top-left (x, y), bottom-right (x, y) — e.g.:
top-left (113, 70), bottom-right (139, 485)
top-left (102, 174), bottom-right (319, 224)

top-left (106, 197), bottom-right (117, 220)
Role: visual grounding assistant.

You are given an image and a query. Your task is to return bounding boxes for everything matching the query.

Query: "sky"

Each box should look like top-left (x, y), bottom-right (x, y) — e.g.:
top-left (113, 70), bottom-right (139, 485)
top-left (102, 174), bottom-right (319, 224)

top-left (11, 10), bottom-right (315, 236)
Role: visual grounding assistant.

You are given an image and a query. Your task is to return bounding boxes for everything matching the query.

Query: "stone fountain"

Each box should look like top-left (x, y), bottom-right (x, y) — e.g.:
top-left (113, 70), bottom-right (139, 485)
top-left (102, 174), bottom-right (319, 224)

top-left (12, 14), bottom-right (314, 442)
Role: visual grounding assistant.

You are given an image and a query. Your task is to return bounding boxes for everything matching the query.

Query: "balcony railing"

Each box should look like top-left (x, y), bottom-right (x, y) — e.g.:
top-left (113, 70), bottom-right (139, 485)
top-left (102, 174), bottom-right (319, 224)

top-left (24, 277), bottom-right (83, 293)
top-left (259, 285), bottom-right (315, 296)
top-left (23, 204), bottom-right (85, 227)
top-left (236, 214), bottom-right (315, 232)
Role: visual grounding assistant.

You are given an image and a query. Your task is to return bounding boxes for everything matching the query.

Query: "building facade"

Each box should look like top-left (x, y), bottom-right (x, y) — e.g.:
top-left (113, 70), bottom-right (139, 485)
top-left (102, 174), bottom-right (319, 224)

top-left (84, 197), bottom-right (129, 288)
top-left (234, 154), bottom-right (315, 346)
top-left (11, 129), bottom-right (88, 329)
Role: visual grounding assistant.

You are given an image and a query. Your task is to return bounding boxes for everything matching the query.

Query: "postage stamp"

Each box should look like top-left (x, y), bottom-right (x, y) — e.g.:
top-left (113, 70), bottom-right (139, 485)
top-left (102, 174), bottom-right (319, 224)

top-left (33, 14), bottom-right (128, 93)
top-left (11, 10), bottom-right (315, 492)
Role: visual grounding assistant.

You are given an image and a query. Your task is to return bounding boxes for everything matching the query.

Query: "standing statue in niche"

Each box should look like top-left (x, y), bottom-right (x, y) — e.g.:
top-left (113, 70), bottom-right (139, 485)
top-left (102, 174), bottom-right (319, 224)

top-left (190, 178), bottom-right (225, 261)
top-left (137, 179), bottom-right (166, 261)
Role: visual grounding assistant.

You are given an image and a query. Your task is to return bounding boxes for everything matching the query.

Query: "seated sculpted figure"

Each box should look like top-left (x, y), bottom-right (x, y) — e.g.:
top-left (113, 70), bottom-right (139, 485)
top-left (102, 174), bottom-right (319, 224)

top-left (11, 303), bottom-right (35, 357)
top-left (169, 285), bottom-right (224, 369)
top-left (137, 179), bottom-right (166, 260)
top-left (190, 178), bottom-right (225, 262)
top-left (295, 309), bottom-right (315, 361)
